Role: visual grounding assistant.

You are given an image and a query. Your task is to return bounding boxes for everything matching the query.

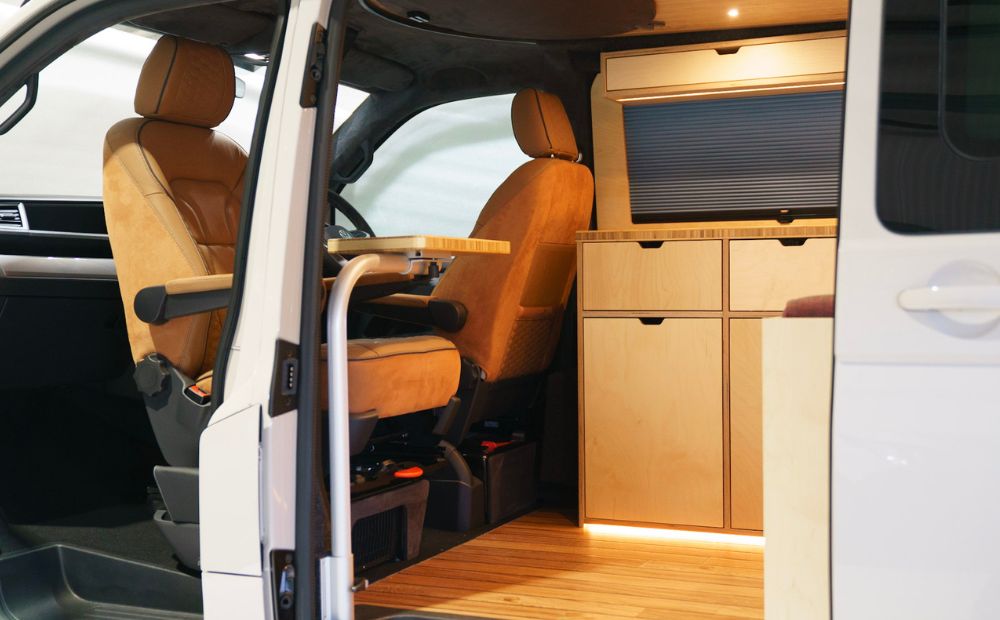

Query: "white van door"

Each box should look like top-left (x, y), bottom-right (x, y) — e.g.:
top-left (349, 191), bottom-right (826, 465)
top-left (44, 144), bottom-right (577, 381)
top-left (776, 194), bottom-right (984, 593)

top-left (834, 0), bottom-right (1000, 618)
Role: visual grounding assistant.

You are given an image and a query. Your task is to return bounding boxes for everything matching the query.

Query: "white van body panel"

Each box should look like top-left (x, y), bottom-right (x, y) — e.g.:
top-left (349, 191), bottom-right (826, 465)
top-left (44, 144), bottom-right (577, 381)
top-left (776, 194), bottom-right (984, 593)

top-left (834, 0), bottom-right (1000, 617)
top-left (200, 405), bottom-right (263, 577)
top-left (199, 0), bottom-right (332, 615)
top-left (203, 572), bottom-right (267, 620)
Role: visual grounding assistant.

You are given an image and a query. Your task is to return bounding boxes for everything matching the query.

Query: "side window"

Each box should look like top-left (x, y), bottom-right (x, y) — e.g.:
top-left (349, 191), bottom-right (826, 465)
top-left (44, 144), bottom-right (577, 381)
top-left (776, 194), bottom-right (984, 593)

top-left (878, 0), bottom-right (1000, 233)
top-left (0, 21), bottom-right (264, 199)
top-left (340, 94), bottom-right (530, 237)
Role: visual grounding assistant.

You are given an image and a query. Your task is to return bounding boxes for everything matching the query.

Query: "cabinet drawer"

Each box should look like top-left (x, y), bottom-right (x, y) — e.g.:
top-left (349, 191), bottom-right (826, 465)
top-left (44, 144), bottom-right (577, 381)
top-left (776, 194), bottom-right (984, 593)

top-left (583, 317), bottom-right (723, 527)
top-left (729, 238), bottom-right (836, 311)
top-left (582, 240), bottom-right (722, 311)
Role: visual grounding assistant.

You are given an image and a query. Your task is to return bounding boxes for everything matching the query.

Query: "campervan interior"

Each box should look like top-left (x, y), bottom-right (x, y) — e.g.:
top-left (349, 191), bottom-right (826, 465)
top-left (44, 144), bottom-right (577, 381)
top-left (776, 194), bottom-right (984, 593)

top-left (0, 0), bottom-right (849, 617)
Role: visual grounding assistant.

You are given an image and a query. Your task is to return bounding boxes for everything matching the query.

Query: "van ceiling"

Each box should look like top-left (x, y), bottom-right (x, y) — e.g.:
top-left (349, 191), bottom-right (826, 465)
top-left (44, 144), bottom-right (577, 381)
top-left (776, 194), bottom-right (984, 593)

top-left (362, 0), bottom-right (659, 40)
top-left (361, 0), bottom-right (849, 41)
top-left (129, 0), bottom-right (848, 94)
top-left (130, 0), bottom-right (279, 54)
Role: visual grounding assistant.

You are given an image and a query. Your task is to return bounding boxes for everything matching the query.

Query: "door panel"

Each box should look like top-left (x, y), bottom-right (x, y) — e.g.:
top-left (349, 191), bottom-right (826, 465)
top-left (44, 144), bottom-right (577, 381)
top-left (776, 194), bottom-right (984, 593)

top-left (834, 0), bottom-right (1000, 616)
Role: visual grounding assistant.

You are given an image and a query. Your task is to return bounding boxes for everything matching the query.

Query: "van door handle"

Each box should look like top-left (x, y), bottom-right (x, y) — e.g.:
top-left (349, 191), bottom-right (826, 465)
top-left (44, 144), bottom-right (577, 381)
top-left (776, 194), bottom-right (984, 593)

top-left (898, 285), bottom-right (1000, 312)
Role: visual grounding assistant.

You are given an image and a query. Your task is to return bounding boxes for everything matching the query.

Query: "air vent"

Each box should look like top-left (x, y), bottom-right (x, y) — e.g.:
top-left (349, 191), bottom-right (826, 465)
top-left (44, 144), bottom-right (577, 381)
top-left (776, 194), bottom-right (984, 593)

top-left (0, 202), bottom-right (26, 229)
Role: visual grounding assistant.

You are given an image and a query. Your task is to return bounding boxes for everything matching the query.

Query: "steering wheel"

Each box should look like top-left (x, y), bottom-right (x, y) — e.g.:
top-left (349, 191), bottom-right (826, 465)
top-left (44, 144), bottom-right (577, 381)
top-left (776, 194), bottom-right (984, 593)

top-left (323, 190), bottom-right (376, 277)
top-left (329, 189), bottom-right (375, 237)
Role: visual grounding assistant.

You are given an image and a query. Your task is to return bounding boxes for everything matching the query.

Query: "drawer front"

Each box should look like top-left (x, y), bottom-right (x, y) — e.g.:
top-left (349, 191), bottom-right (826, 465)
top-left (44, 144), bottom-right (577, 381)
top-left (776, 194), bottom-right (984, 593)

top-left (582, 240), bottom-right (722, 311)
top-left (729, 238), bottom-right (836, 311)
top-left (583, 317), bottom-right (723, 528)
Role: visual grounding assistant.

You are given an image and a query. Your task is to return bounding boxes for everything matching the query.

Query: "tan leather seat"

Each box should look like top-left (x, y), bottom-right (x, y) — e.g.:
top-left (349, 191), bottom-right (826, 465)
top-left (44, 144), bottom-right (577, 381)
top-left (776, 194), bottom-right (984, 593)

top-left (103, 36), bottom-right (458, 422)
top-left (195, 337), bottom-right (459, 418)
top-left (346, 337), bottom-right (459, 417)
top-left (373, 89), bottom-right (594, 382)
top-left (435, 89), bottom-right (593, 381)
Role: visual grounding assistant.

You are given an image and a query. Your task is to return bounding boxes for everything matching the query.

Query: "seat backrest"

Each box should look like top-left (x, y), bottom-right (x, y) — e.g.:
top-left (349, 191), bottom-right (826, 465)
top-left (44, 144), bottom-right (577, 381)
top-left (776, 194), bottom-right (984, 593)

top-left (432, 89), bottom-right (594, 382)
top-left (103, 36), bottom-right (246, 379)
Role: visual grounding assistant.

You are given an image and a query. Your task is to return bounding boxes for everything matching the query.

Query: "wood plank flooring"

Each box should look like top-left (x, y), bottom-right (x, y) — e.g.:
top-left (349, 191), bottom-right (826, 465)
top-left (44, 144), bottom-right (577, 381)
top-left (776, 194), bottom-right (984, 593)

top-left (356, 510), bottom-right (763, 619)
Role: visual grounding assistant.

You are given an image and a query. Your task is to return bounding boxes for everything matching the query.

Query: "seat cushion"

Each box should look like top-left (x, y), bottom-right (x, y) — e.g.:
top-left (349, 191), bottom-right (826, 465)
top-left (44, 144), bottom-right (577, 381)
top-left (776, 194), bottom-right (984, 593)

top-left (346, 336), bottom-right (460, 418)
top-left (195, 336), bottom-right (458, 419)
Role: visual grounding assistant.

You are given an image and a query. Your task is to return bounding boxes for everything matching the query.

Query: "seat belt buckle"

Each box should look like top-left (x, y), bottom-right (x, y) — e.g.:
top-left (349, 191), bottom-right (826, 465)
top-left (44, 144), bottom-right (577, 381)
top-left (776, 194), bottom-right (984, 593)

top-left (184, 384), bottom-right (211, 406)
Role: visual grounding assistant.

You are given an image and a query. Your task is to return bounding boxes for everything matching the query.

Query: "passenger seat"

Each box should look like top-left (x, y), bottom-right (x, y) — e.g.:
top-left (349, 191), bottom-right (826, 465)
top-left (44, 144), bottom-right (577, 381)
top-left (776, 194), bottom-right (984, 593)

top-left (102, 35), bottom-right (460, 567)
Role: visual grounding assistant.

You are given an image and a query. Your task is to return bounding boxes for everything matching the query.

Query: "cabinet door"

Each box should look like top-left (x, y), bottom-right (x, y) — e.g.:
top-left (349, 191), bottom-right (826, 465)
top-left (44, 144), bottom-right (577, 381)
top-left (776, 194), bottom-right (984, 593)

top-left (730, 319), bottom-right (764, 531)
top-left (583, 318), bottom-right (723, 527)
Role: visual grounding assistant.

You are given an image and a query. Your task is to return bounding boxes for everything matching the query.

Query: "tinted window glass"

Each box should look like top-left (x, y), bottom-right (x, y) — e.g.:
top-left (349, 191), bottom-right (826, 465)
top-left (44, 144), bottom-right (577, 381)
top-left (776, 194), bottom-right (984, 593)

top-left (878, 0), bottom-right (1000, 233)
top-left (943, 2), bottom-right (1000, 158)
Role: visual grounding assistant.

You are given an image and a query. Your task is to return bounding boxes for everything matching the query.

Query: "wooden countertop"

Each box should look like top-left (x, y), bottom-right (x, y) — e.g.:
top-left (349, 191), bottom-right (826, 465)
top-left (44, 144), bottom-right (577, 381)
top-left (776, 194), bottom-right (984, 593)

top-left (327, 235), bottom-right (510, 258)
top-left (577, 223), bottom-right (838, 242)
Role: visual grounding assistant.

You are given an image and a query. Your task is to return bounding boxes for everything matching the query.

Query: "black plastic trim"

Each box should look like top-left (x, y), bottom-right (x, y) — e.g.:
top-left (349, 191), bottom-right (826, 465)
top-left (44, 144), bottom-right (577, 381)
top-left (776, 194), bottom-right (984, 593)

top-left (134, 284), bottom-right (231, 325)
top-left (0, 276), bottom-right (118, 299)
top-left (270, 339), bottom-right (299, 416)
top-left (271, 549), bottom-right (296, 619)
top-left (0, 73), bottom-right (37, 135)
top-left (0, 230), bottom-right (112, 258)
top-left (357, 296), bottom-right (468, 332)
top-left (296, 3), bottom-right (348, 619)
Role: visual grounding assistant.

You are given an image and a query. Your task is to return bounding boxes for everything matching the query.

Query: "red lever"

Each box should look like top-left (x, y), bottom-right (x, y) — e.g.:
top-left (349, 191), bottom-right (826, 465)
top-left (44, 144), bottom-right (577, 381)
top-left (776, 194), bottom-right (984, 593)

top-left (394, 466), bottom-right (424, 479)
top-left (480, 440), bottom-right (514, 454)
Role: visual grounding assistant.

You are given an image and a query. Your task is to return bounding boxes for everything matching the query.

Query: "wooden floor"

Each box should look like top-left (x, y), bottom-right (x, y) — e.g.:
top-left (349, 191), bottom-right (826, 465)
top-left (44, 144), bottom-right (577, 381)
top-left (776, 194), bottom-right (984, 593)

top-left (356, 509), bottom-right (763, 619)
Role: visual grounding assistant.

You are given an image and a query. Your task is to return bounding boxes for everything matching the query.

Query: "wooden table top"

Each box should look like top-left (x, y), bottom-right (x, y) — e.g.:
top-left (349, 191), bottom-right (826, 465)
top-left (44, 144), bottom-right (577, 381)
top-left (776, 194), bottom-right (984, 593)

top-left (327, 235), bottom-right (510, 258)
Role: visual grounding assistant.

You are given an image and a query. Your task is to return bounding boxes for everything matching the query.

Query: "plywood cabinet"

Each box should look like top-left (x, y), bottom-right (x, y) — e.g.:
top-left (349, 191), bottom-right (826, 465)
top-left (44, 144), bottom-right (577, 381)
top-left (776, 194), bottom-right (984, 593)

top-left (578, 224), bottom-right (836, 533)
top-left (583, 318), bottom-right (723, 527)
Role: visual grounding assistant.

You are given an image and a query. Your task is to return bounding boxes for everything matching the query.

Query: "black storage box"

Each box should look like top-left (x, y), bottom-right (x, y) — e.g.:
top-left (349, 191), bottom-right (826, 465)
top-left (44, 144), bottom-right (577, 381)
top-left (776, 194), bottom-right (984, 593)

top-left (351, 479), bottom-right (429, 573)
top-left (465, 440), bottom-right (537, 524)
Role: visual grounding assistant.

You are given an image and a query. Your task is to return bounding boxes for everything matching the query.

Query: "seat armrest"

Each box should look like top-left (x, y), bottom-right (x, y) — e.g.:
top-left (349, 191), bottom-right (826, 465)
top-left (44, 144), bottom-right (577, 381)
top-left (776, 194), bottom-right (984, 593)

top-left (135, 274), bottom-right (233, 325)
top-left (358, 293), bottom-right (467, 332)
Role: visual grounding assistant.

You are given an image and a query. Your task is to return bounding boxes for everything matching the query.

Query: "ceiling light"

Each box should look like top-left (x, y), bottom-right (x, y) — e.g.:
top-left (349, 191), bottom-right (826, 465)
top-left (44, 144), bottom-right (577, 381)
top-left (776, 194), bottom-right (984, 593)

top-left (727, 8), bottom-right (740, 18)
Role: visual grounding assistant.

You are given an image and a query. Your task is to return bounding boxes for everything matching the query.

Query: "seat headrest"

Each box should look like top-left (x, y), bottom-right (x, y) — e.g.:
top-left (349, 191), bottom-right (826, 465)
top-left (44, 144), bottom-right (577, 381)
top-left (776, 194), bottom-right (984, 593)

top-left (134, 36), bottom-right (235, 128)
top-left (511, 88), bottom-right (578, 161)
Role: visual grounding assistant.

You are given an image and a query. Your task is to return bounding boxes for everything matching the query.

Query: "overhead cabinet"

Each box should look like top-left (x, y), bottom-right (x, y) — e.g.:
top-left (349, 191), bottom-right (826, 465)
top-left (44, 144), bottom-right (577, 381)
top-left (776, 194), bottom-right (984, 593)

top-left (603, 35), bottom-right (847, 100)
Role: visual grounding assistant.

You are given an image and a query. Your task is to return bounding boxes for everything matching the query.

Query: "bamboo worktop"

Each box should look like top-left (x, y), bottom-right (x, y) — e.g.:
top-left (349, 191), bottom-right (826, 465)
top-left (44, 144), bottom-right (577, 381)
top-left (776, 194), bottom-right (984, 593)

top-left (577, 222), bottom-right (838, 242)
top-left (327, 235), bottom-right (510, 257)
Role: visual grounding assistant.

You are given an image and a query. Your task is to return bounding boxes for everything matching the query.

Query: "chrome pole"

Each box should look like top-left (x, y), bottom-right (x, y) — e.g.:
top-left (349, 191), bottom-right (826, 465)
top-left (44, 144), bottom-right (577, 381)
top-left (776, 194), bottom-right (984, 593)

top-left (320, 252), bottom-right (410, 620)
